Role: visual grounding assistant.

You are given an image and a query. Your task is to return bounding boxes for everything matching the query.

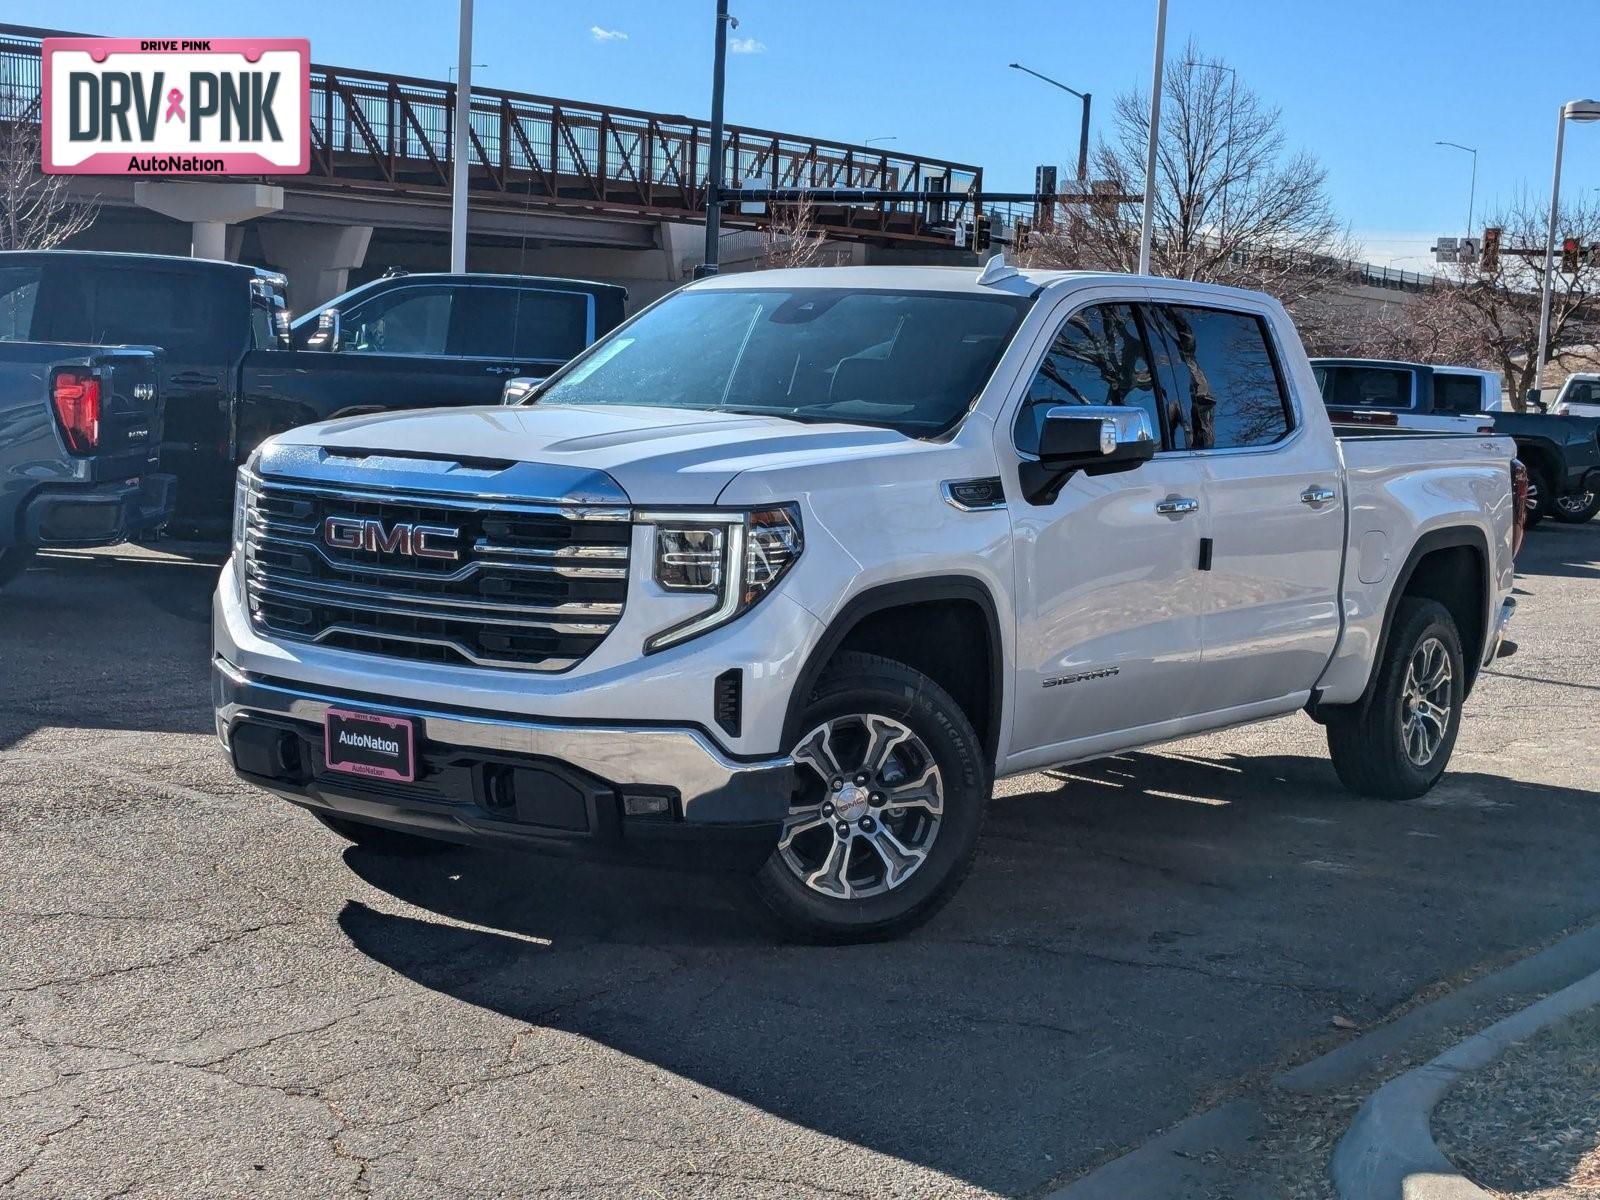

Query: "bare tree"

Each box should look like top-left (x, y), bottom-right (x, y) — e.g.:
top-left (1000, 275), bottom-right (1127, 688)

top-left (0, 92), bottom-right (98, 252)
top-left (1021, 40), bottom-right (1353, 309)
top-left (761, 191), bottom-right (845, 270)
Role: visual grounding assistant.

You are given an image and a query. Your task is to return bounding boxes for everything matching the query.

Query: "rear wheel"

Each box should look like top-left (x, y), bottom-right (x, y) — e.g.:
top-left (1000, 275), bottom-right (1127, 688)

top-left (0, 547), bottom-right (36, 590)
top-left (753, 652), bottom-right (989, 943)
top-left (313, 811), bottom-right (448, 855)
top-left (1326, 598), bottom-right (1465, 800)
top-left (1552, 490), bottom-right (1600, 524)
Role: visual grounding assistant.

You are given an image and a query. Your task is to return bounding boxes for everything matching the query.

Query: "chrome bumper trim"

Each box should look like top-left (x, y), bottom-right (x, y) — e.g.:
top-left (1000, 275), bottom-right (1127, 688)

top-left (213, 657), bottom-right (794, 824)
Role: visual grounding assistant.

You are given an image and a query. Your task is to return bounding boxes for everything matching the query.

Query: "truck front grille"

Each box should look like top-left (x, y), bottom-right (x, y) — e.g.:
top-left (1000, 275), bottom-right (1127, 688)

top-left (242, 475), bottom-right (631, 672)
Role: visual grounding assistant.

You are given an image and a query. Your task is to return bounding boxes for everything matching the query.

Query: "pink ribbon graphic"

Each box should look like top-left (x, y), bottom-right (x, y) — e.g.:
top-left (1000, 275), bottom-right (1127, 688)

top-left (164, 88), bottom-right (185, 123)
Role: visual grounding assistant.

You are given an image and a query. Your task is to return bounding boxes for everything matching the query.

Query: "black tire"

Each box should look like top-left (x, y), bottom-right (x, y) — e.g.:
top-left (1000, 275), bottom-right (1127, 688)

top-left (0, 547), bottom-right (36, 589)
top-left (753, 651), bottom-right (989, 943)
top-left (313, 811), bottom-right (449, 855)
top-left (1524, 465), bottom-right (1554, 529)
top-left (1326, 598), bottom-right (1465, 800)
top-left (1552, 490), bottom-right (1600, 524)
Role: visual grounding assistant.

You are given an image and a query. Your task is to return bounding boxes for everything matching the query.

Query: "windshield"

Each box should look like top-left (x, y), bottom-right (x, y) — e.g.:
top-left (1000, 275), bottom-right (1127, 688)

top-left (533, 287), bottom-right (1030, 437)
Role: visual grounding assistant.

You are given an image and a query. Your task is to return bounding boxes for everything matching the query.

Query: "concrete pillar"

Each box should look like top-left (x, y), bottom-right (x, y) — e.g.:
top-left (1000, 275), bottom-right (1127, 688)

top-left (132, 181), bottom-right (284, 261)
top-left (257, 223), bottom-right (375, 310)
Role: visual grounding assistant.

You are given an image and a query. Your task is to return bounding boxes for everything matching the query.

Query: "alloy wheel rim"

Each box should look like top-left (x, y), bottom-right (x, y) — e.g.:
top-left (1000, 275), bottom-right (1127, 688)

top-left (1399, 636), bottom-right (1453, 767)
top-left (1524, 478), bottom-right (1541, 513)
top-left (779, 713), bottom-right (943, 900)
top-left (1555, 491), bottom-right (1595, 515)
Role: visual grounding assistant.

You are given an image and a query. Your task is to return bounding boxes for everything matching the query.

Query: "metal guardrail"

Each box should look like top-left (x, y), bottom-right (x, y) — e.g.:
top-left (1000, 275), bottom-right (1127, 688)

top-left (0, 24), bottom-right (980, 245)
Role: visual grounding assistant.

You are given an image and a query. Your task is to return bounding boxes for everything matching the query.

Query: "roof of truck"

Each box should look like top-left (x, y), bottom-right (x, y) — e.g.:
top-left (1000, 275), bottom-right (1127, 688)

top-left (0, 249), bottom-right (271, 276)
top-left (686, 264), bottom-right (1285, 306)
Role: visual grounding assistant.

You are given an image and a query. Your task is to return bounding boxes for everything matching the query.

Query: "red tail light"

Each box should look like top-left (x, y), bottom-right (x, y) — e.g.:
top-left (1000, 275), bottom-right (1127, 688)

top-left (51, 369), bottom-right (100, 454)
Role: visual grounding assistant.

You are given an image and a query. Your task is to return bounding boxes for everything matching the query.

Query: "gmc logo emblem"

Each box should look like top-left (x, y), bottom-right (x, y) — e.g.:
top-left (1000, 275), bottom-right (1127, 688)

top-left (322, 516), bottom-right (460, 561)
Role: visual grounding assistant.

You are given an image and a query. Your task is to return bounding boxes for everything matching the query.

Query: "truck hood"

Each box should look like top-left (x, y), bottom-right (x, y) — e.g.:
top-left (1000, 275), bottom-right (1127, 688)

top-left (270, 403), bottom-right (913, 504)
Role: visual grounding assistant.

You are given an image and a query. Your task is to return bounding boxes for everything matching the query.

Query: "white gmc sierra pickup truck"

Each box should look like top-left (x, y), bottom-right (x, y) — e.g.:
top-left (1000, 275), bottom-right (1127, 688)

top-left (214, 265), bottom-right (1519, 941)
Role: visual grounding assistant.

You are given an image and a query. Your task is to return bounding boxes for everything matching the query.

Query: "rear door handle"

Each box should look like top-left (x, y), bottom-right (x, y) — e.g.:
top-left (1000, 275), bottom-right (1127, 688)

top-left (1300, 486), bottom-right (1337, 507)
top-left (1155, 496), bottom-right (1200, 516)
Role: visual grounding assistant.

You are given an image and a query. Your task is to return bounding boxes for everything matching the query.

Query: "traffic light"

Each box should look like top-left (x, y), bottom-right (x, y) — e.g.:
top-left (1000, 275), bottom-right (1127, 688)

top-left (1013, 220), bottom-right (1031, 251)
top-left (976, 215), bottom-right (992, 251)
top-left (1481, 226), bottom-right (1500, 272)
top-left (1562, 237), bottom-right (1580, 273)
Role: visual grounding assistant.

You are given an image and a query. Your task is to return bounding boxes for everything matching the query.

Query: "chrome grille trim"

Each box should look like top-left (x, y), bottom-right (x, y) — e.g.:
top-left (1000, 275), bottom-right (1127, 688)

top-left (248, 474), bottom-right (631, 521)
top-left (243, 473), bottom-right (631, 673)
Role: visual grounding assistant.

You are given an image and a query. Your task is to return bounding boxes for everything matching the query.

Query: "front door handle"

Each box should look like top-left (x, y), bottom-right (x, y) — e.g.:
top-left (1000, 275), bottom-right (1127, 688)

top-left (1300, 485), bottom-right (1337, 507)
top-left (1155, 496), bottom-right (1200, 516)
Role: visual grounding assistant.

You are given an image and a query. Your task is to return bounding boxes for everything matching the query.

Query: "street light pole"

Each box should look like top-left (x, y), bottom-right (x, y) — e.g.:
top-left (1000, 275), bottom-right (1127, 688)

top-left (448, 0), bottom-right (474, 273)
top-left (1533, 99), bottom-right (1600, 406)
top-left (1137, 0), bottom-right (1169, 275)
top-left (700, 0), bottom-right (734, 277)
top-left (1007, 62), bottom-right (1091, 184)
top-left (1434, 140), bottom-right (1477, 243)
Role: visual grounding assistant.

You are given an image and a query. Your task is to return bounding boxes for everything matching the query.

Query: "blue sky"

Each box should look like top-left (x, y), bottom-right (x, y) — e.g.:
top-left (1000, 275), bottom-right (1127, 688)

top-left (22, 0), bottom-right (1600, 270)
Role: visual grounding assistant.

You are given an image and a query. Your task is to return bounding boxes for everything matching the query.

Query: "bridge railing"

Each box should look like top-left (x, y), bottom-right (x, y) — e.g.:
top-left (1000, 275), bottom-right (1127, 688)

top-left (0, 25), bottom-right (980, 243)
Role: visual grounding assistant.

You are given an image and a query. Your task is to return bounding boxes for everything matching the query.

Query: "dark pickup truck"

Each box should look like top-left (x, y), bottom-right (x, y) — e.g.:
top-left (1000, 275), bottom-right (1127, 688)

top-left (0, 252), bottom-right (627, 537)
top-left (0, 342), bottom-right (172, 588)
top-left (1311, 357), bottom-right (1600, 526)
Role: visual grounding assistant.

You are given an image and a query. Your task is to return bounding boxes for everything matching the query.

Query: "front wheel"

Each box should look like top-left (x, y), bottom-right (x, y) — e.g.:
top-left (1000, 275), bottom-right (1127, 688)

top-left (1326, 598), bottom-right (1465, 799)
top-left (1552, 490), bottom-right (1600, 524)
top-left (753, 652), bottom-right (989, 943)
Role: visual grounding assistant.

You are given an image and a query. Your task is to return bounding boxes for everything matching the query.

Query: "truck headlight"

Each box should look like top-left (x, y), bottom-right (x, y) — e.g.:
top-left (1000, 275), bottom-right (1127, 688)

top-left (641, 504), bottom-right (803, 652)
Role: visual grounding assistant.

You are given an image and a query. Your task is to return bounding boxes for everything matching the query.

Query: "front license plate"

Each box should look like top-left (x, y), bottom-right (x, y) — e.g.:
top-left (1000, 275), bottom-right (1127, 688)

top-left (324, 708), bottom-right (416, 783)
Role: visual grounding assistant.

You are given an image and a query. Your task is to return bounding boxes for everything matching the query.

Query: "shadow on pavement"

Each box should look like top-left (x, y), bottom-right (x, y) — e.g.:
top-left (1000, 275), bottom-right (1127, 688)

top-left (338, 749), bottom-right (1600, 1193)
top-left (0, 548), bottom-right (220, 749)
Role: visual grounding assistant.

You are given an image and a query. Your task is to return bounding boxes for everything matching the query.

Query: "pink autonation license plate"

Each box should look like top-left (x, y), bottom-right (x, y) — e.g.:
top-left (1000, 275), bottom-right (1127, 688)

top-left (324, 708), bottom-right (416, 783)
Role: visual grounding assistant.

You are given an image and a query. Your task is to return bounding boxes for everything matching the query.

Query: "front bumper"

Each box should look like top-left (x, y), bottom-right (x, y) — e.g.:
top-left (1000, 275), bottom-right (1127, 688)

top-left (20, 474), bottom-right (175, 548)
top-left (214, 657), bottom-right (794, 870)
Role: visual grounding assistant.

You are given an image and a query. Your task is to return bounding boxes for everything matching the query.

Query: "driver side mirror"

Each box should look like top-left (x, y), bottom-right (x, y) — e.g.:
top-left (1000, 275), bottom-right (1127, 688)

top-left (305, 307), bottom-right (342, 352)
top-left (1023, 405), bottom-right (1157, 504)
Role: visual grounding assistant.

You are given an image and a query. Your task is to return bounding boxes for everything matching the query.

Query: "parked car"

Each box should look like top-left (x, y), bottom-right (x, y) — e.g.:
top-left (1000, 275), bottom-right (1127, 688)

top-left (0, 252), bottom-right (626, 537)
top-left (0, 342), bottom-right (172, 588)
top-left (1311, 357), bottom-right (1600, 526)
top-left (215, 266), bottom-right (1517, 942)
top-left (1552, 372), bottom-right (1600, 418)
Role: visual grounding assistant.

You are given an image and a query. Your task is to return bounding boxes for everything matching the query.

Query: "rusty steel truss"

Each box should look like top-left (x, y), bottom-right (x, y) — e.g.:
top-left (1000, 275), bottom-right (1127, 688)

top-left (1, 24), bottom-right (983, 245)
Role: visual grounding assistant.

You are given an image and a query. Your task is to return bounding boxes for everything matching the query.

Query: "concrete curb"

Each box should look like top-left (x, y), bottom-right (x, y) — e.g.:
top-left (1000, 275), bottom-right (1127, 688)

top-left (1045, 922), bottom-right (1600, 1200)
top-left (1330, 965), bottom-right (1600, 1200)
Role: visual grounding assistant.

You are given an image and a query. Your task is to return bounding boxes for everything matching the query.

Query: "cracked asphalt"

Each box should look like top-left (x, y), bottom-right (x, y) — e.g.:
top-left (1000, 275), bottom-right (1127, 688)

top-left (2, 523), bottom-right (1598, 1199)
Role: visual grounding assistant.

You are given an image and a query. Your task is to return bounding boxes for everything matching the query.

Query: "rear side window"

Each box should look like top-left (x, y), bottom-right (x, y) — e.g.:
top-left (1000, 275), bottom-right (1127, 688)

top-left (1433, 373), bottom-right (1484, 413)
top-left (1317, 365), bottom-right (1413, 411)
top-left (446, 287), bottom-right (592, 361)
top-left (1147, 305), bottom-right (1292, 449)
top-left (1013, 303), bottom-right (1162, 455)
top-left (512, 289), bottom-right (591, 361)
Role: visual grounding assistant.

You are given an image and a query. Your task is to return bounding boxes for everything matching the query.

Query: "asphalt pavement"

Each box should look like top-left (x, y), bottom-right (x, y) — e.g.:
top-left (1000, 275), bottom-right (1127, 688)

top-left (2, 523), bottom-right (1598, 1199)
